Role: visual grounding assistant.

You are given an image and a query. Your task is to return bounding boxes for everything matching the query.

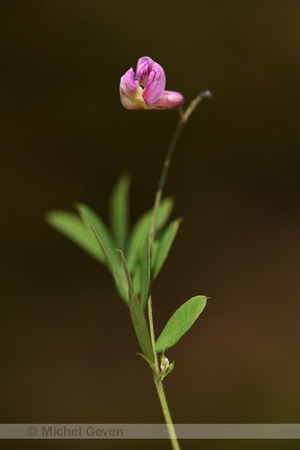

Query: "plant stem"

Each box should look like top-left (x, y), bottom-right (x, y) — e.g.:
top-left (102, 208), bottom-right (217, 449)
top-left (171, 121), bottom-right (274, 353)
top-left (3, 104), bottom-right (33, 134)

top-left (148, 296), bottom-right (180, 450)
top-left (148, 296), bottom-right (159, 373)
top-left (150, 91), bottom-right (212, 245)
top-left (156, 380), bottom-right (180, 450)
top-left (149, 114), bottom-right (184, 247)
top-left (147, 91), bottom-right (212, 448)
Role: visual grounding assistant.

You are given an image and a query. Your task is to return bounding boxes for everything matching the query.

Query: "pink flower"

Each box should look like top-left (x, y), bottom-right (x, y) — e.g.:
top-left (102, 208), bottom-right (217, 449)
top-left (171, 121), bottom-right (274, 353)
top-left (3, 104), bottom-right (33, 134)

top-left (120, 56), bottom-right (184, 110)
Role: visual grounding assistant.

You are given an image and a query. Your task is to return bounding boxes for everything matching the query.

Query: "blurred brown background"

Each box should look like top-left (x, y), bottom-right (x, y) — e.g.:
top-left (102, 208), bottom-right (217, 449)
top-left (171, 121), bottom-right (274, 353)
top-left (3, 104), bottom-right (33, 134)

top-left (1, 0), bottom-right (300, 449)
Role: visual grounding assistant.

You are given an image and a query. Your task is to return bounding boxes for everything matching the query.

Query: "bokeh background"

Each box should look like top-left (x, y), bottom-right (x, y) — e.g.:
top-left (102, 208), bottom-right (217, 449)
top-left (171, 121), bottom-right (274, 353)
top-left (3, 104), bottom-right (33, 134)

top-left (1, 0), bottom-right (300, 449)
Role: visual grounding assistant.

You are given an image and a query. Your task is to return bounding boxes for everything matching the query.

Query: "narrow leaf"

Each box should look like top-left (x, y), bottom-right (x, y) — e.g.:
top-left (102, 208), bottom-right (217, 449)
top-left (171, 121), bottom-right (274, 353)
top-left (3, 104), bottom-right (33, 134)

top-left (139, 232), bottom-right (151, 310)
top-left (90, 226), bottom-right (113, 274)
top-left (118, 250), bottom-right (154, 363)
top-left (45, 211), bottom-right (104, 262)
top-left (137, 352), bottom-right (155, 370)
top-left (132, 264), bottom-right (142, 295)
top-left (164, 361), bottom-right (175, 377)
top-left (152, 218), bottom-right (181, 279)
top-left (90, 227), bottom-right (129, 303)
top-left (127, 197), bottom-right (175, 271)
top-left (131, 232), bottom-right (151, 309)
top-left (130, 293), bottom-right (154, 364)
top-left (109, 173), bottom-right (131, 250)
top-left (116, 249), bottom-right (135, 301)
top-left (155, 296), bottom-right (207, 353)
top-left (77, 203), bottom-right (129, 301)
top-left (76, 203), bottom-right (117, 266)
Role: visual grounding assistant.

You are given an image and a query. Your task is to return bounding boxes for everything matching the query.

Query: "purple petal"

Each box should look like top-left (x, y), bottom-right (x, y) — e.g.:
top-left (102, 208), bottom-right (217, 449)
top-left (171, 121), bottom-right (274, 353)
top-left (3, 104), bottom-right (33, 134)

top-left (136, 56), bottom-right (166, 106)
top-left (136, 56), bottom-right (154, 86)
top-left (120, 68), bottom-right (140, 94)
top-left (120, 68), bottom-right (147, 110)
top-left (149, 90), bottom-right (184, 110)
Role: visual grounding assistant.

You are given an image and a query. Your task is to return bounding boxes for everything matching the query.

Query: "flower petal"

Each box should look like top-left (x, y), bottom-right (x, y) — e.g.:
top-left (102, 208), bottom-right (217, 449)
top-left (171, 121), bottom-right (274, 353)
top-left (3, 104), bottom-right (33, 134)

top-left (120, 68), bottom-right (148, 110)
top-left (121, 68), bottom-right (139, 92)
top-left (136, 56), bottom-right (166, 106)
top-left (149, 90), bottom-right (184, 110)
top-left (136, 57), bottom-right (154, 86)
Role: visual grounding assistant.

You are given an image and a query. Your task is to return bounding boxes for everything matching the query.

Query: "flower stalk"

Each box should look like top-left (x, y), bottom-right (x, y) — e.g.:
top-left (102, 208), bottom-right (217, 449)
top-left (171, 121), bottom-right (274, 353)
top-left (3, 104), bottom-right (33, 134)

top-left (150, 90), bottom-right (212, 245)
top-left (148, 91), bottom-right (211, 449)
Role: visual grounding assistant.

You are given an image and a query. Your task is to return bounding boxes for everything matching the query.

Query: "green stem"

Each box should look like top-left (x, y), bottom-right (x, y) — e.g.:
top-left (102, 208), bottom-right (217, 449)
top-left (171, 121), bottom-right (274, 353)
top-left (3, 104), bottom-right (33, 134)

top-left (150, 91), bottom-right (212, 246)
top-left (147, 92), bottom-right (211, 449)
top-left (149, 113), bottom-right (184, 247)
top-left (148, 297), bottom-right (180, 450)
top-left (156, 380), bottom-right (180, 450)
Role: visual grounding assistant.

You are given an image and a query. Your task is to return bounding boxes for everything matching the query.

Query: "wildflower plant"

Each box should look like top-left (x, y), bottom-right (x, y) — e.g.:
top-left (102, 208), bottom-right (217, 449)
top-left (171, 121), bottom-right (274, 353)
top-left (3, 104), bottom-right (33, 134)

top-left (46, 56), bottom-right (211, 450)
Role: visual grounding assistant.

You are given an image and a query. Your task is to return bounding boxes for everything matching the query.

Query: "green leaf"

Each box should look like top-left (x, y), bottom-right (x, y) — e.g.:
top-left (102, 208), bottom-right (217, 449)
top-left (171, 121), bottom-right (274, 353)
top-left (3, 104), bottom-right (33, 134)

top-left (90, 227), bottom-right (129, 303)
top-left (155, 296), bottom-right (207, 353)
top-left (137, 352), bottom-right (155, 370)
top-left (126, 197), bottom-right (175, 271)
top-left (152, 218), bottom-right (181, 280)
top-left (131, 232), bottom-right (151, 309)
top-left (76, 203), bottom-right (117, 266)
top-left (78, 202), bottom-right (129, 303)
top-left (79, 204), bottom-right (130, 301)
top-left (118, 250), bottom-right (154, 363)
top-left (138, 232), bottom-right (151, 310)
top-left (130, 293), bottom-right (154, 363)
top-left (164, 361), bottom-right (175, 377)
top-left (89, 226), bottom-right (114, 274)
top-left (116, 249), bottom-right (135, 301)
top-left (45, 211), bottom-right (104, 262)
top-left (109, 173), bottom-right (131, 251)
